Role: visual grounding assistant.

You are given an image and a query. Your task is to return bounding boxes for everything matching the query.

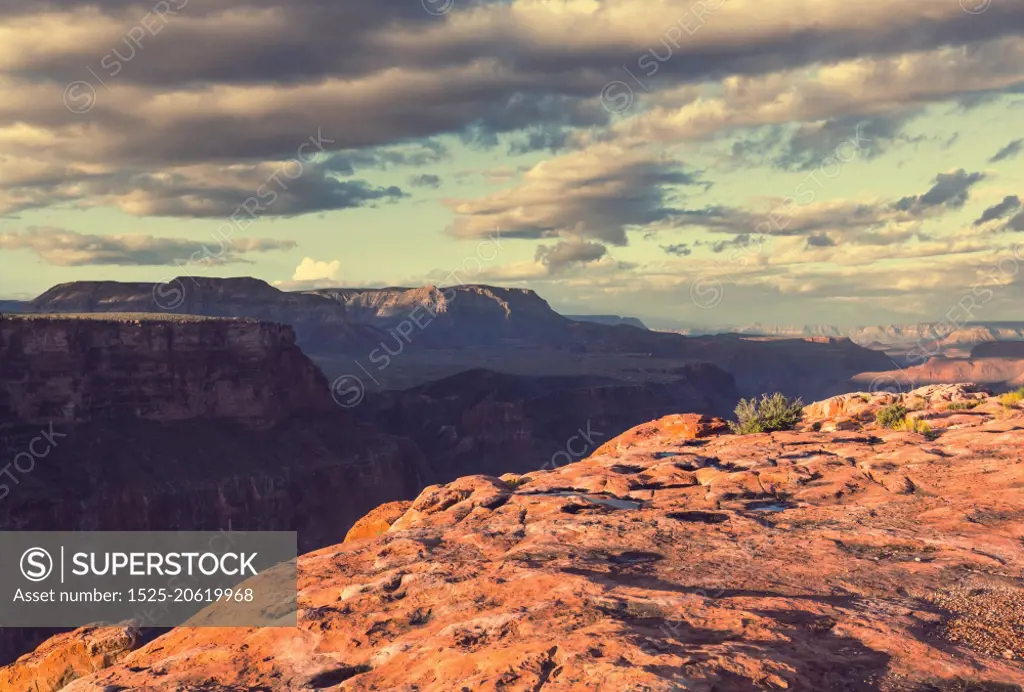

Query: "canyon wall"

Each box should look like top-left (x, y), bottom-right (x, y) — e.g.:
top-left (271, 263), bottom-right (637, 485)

top-left (358, 363), bottom-right (739, 483)
top-left (0, 314), bottom-right (332, 426)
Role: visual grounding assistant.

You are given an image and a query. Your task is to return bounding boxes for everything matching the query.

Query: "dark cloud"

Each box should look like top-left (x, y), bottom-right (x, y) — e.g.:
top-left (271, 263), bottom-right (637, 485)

top-left (709, 234), bottom-right (759, 253)
top-left (0, 226), bottom-right (295, 266)
top-left (0, 1), bottom-right (1021, 222)
top-left (974, 195), bottom-right (1021, 226)
top-left (806, 234), bottom-right (836, 247)
top-left (893, 169), bottom-right (985, 212)
top-left (535, 240), bottom-right (607, 272)
top-left (325, 142), bottom-right (449, 175)
top-left (990, 138), bottom-right (1024, 163)
top-left (661, 168), bottom-right (983, 249)
top-left (409, 174), bottom-right (442, 188)
top-left (1007, 211), bottom-right (1024, 232)
top-left (448, 148), bottom-right (706, 245)
top-left (507, 126), bottom-right (575, 155)
top-left (661, 243), bottom-right (692, 256)
top-left (0, 159), bottom-right (407, 217)
top-left (731, 114), bottom-right (919, 171)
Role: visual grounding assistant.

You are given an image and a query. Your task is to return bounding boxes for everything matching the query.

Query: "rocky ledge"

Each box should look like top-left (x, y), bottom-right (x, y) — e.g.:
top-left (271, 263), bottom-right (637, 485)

top-left (11, 385), bottom-right (1024, 691)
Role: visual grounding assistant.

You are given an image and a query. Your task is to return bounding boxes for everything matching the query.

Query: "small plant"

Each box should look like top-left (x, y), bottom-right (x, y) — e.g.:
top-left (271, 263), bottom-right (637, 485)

top-left (946, 400), bottom-right (979, 411)
top-left (999, 387), bottom-right (1024, 408)
top-left (894, 417), bottom-right (934, 437)
top-left (905, 396), bottom-right (926, 411)
top-left (502, 475), bottom-right (529, 489)
top-left (729, 392), bottom-right (804, 434)
top-left (876, 403), bottom-right (908, 429)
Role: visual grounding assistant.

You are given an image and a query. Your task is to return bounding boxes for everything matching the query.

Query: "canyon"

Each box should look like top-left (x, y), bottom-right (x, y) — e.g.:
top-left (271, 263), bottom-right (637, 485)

top-left (0, 311), bottom-right (736, 666)
top-left (3, 281), bottom-right (1024, 689)
top-left (5, 384), bottom-right (1023, 690)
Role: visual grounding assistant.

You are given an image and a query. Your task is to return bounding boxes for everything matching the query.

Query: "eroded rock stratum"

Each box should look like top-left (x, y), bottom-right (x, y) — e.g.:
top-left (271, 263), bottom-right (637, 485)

top-left (10, 385), bottom-right (1024, 691)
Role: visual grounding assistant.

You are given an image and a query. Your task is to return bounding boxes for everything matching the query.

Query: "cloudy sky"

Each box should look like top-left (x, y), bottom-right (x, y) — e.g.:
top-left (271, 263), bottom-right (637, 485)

top-left (0, 0), bottom-right (1022, 327)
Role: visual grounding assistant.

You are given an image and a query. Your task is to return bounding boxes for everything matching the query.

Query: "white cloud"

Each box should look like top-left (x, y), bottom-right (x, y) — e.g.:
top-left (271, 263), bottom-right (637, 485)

top-left (292, 257), bottom-right (341, 282)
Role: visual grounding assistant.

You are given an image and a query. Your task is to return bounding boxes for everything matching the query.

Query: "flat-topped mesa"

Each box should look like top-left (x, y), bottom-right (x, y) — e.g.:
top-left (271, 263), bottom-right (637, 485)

top-left (0, 314), bottom-right (332, 427)
top-left (23, 277), bottom-right (387, 354)
top-left (308, 284), bottom-right (570, 345)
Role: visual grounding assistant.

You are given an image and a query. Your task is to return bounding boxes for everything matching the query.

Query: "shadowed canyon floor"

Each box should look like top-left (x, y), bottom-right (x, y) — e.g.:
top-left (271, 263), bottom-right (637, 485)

top-left (8, 384), bottom-right (1023, 691)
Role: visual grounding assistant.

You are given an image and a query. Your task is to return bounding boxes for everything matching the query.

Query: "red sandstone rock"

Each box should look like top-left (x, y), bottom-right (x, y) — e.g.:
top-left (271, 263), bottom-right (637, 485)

top-left (592, 413), bottom-right (729, 457)
top-left (17, 389), bottom-right (1024, 691)
top-left (0, 627), bottom-right (137, 692)
top-left (344, 501), bottom-right (413, 542)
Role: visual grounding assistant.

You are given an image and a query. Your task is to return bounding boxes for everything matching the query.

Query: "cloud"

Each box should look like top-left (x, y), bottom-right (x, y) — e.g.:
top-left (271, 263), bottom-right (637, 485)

top-left (292, 257), bottom-right (340, 282)
top-left (661, 243), bottom-right (692, 256)
top-left (1007, 211), bottom-right (1024, 232)
top-left (0, 1), bottom-right (1019, 221)
top-left (973, 195), bottom-right (1022, 226)
top-left (0, 155), bottom-right (408, 217)
top-left (989, 138), bottom-right (1024, 163)
top-left (728, 114), bottom-right (918, 171)
top-left (446, 143), bottom-right (705, 245)
top-left (619, 38), bottom-right (1024, 146)
top-left (534, 240), bottom-right (607, 272)
top-left (0, 226), bottom-right (295, 266)
top-left (326, 142), bottom-right (449, 174)
top-left (660, 169), bottom-right (989, 252)
top-left (893, 169), bottom-right (985, 213)
top-left (409, 174), bottom-right (442, 189)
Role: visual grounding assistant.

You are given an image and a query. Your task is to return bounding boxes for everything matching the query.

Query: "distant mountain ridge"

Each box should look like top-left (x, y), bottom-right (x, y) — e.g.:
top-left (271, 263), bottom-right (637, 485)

top-left (22, 276), bottom-right (895, 400)
top-left (731, 321), bottom-right (1024, 355)
top-left (566, 314), bottom-right (648, 329)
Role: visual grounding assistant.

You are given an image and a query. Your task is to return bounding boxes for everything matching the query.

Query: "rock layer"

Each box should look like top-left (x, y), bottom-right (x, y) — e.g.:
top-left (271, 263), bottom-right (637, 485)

top-left (0, 313), bottom-right (332, 426)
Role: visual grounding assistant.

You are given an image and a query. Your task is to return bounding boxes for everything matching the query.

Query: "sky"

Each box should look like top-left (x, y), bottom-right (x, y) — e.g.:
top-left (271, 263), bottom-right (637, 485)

top-left (0, 0), bottom-right (1022, 327)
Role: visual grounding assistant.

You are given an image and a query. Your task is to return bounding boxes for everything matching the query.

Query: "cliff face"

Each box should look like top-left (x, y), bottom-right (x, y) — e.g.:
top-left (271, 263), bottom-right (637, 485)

top-left (681, 334), bottom-right (895, 401)
top-left (0, 314), bottom-right (331, 426)
top-left (0, 314), bottom-right (429, 666)
top-left (310, 285), bottom-right (571, 346)
top-left (971, 341), bottom-right (1024, 359)
top-left (38, 385), bottom-right (1024, 691)
top-left (0, 314), bottom-right (427, 546)
top-left (357, 364), bottom-right (739, 483)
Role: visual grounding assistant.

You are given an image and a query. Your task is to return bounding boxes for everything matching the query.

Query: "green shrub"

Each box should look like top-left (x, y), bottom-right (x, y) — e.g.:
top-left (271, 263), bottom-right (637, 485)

top-left (729, 392), bottom-right (804, 434)
top-left (876, 403), bottom-right (908, 429)
top-left (946, 400), bottom-right (979, 411)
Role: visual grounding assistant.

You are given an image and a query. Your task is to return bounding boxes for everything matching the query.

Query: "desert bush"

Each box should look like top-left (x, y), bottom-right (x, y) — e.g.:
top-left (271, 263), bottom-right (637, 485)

top-left (876, 403), bottom-right (908, 429)
top-left (893, 417), bottom-right (933, 436)
top-left (946, 400), bottom-right (979, 411)
top-left (905, 396), bottom-right (926, 411)
top-left (730, 392), bottom-right (804, 434)
top-left (999, 387), bottom-right (1024, 408)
